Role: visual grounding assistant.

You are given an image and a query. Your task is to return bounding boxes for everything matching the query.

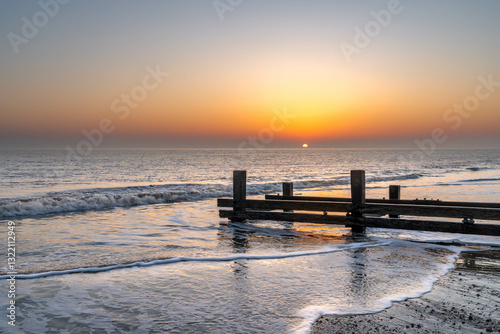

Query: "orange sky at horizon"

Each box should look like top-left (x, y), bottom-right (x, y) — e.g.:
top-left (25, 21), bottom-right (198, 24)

top-left (2, 53), bottom-right (499, 145)
top-left (4, 67), bottom-right (497, 144)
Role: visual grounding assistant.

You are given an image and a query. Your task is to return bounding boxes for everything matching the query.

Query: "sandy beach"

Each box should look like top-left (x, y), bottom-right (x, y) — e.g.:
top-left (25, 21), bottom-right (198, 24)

top-left (312, 249), bottom-right (500, 334)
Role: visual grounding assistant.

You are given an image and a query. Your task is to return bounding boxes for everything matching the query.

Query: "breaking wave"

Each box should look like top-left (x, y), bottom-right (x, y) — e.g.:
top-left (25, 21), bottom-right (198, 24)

top-left (0, 172), bottom-right (428, 218)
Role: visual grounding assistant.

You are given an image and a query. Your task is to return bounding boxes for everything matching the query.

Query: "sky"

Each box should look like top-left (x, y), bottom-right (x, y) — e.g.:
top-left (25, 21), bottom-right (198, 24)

top-left (1, 0), bottom-right (499, 149)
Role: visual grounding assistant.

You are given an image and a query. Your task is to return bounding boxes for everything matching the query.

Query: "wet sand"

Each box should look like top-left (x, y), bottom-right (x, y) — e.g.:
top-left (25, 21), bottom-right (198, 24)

top-left (312, 249), bottom-right (500, 334)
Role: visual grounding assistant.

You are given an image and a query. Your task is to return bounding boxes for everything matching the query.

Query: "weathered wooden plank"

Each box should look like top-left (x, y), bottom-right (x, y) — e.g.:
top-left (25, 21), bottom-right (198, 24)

top-left (219, 210), bottom-right (500, 236)
top-left (266, 195), bottom-right (345, 201)
top-left (217, 198), bottom-right (500, 220)
top-left (347, 216), bottom-right (500, 236)
top-left (219, 210), bottom-right (350, 225)
top-left (217, 198), bottom-right (352, 212)
top-left (264, 195), bottom-right (500, 209)
top-left (360, 203), bottom-right (500, 221)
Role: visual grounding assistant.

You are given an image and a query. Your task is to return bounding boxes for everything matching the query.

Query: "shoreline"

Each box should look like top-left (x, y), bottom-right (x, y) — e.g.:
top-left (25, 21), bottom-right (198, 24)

top-left (311, 249), bottom-right (500, 333)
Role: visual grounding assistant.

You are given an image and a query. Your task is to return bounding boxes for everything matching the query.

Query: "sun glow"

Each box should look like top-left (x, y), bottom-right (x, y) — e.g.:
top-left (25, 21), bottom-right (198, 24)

top-left (302, 143), bottom-right (308, 148)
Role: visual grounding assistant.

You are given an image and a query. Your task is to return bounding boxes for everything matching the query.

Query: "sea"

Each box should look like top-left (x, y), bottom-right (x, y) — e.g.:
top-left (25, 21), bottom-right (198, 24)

top-left (1, 148), bottom-right (500, 333)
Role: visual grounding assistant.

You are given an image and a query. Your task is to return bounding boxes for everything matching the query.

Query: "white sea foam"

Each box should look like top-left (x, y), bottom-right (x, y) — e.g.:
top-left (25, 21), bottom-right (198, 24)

top-left (0, 241), bottom-right (391, 280)
top-left (368, 229), bottom-right (500, 247)
top-left (0, 184), bottom-right (230, 218)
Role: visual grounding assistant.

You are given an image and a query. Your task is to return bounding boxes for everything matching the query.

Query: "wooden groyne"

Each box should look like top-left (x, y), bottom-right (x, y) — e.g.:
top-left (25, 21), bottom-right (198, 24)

top-left (217, 170), bottom-right (500, 236)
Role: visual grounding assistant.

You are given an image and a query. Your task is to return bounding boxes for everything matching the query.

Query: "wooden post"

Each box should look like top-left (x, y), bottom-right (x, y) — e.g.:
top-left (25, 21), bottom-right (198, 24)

top-left (351, 170), bottom-right (365, 207)
top-left (283, 182), bottom-right (293, 212)
top-left (350, 170), bottom-right (366, 233)
top-left (283, 182), bottom-right (293, 197)
top-left (232, 170), bottom-right (246, 221)
top-left (389, 185), bottom-right (401, 218)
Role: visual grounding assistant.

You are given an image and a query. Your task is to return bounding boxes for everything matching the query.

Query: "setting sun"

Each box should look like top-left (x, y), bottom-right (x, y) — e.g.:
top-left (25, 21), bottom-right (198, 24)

top-left (302, 143), bottom-right (308, 148)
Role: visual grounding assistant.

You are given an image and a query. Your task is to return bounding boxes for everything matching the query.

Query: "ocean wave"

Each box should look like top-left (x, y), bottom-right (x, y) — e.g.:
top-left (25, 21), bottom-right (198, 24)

top-left (0, 184), bottom-right (231, 218)
top-left (0, 172), bottom-right (427, 218)
top-left (459, 177), bottom-right (500, 183)
top-left (370, 173), bottom-right (423, 182)
top-left (0, 241), bottom-right (391, 280)
top-left (466, 167), bottom-right (490, 172)
top-left (291, 173), bottom-right (422, 189)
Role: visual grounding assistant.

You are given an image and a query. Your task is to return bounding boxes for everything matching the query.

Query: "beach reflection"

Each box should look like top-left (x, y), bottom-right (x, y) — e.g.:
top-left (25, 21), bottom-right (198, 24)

top-left (217, 220), bottom-right (351, 255)
top-left (458, 250), bottom-right (500, 274)
top-left (346, 247), bottom-right (369, 300)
